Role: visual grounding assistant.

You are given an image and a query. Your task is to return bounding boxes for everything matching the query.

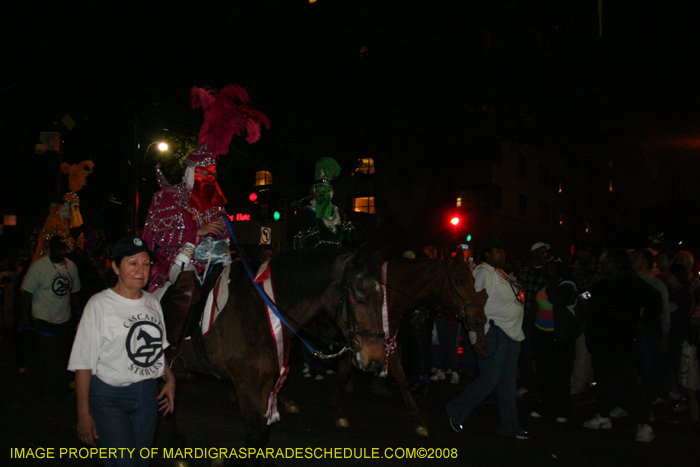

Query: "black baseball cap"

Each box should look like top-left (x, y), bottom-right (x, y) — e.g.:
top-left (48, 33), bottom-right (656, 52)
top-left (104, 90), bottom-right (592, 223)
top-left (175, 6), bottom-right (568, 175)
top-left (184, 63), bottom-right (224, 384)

top-left (480, 238), bottom-right (507, 252)
top-left (112, 236), bottom-right (154, 259)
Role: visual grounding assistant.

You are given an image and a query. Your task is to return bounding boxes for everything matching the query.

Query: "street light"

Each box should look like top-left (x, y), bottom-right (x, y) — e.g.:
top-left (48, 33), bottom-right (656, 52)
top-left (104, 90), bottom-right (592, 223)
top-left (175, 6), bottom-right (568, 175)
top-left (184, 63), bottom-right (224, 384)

top-left (133, 141), bottom-right (169, 234)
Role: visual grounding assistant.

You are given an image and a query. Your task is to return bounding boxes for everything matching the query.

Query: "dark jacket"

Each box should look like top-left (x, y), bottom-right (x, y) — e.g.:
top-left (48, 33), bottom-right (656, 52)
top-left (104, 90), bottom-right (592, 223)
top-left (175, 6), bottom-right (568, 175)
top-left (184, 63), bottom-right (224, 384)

top-left (546, 279), bottom-right (582, 341)
top-left (585, 272), bottom-right (662, 354)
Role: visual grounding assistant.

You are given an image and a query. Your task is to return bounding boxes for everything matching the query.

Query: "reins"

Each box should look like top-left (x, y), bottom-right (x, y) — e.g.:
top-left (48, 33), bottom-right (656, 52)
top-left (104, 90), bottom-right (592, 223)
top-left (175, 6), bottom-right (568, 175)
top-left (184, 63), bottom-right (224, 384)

top-left (221, 214), bottom-right (364, 358)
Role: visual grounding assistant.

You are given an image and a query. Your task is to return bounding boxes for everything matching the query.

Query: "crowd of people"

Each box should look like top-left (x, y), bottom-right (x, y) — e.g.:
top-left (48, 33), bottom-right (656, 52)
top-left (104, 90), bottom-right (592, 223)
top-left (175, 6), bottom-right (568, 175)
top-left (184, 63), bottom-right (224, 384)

top-left (396, 239), bottom-right (700, 443)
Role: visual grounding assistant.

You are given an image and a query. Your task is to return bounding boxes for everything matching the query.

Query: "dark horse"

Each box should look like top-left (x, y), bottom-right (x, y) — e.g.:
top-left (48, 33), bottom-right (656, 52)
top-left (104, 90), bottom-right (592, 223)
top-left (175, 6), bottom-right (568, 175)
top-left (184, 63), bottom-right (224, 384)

top-left (331, 249), bottom-right (487, 436)
top-left (175, 247), bottom-right (386, 464)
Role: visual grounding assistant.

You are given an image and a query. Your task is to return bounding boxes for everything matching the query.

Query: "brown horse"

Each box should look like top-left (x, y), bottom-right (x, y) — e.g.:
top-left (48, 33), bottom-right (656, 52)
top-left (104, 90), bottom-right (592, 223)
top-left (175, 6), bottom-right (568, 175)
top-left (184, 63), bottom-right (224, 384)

top-left (177, 247), bottom-right (386, 465)
top-left (331, 249), bottom-right (487, 436)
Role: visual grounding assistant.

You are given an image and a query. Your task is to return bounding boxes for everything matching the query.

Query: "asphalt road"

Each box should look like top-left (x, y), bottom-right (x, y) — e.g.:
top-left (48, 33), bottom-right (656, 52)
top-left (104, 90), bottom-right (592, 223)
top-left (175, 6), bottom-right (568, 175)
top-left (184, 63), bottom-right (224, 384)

top-left (1, 332), bottom-right (698, 467)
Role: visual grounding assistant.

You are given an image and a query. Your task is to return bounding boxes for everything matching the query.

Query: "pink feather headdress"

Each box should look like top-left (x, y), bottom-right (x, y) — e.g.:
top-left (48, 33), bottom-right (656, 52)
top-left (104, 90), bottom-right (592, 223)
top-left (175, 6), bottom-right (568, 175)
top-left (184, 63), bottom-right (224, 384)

top-left (185, 84), bottom-right (270, 167)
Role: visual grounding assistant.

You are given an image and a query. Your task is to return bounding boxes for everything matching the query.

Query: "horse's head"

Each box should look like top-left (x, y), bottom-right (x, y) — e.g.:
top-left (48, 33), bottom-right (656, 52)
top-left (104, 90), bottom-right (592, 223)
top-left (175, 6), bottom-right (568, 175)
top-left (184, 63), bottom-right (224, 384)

top-left (438, 248), bottom-right (488, 334)
top-left (340, 247), bottom-right (386, 373)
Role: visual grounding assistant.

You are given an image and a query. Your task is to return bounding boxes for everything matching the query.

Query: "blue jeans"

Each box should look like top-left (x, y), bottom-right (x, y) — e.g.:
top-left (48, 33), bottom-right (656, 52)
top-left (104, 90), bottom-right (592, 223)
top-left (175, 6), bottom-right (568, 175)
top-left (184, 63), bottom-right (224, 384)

top-left (90, 376), bottom-right (159, 467)
top-left (446, 324), bottom-right (523, 437)
top-left (432, 316), bottom-right (459, 371)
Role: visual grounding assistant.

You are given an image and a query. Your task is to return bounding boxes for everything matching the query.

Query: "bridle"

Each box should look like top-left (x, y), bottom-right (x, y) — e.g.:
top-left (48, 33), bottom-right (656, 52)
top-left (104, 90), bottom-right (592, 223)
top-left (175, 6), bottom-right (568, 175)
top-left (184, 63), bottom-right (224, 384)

top-left (337, 269), bottom-right (386, 344)
top-left (439, 262), bottom-right (485, 331)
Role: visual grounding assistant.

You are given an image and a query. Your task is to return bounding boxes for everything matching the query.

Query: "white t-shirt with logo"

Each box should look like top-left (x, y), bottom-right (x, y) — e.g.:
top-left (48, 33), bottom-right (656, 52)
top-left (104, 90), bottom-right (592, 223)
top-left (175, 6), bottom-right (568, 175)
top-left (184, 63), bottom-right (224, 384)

top-left (68, 288), bottom-right (170, 387)
top-left (21, 256), bottom-right (81, 324)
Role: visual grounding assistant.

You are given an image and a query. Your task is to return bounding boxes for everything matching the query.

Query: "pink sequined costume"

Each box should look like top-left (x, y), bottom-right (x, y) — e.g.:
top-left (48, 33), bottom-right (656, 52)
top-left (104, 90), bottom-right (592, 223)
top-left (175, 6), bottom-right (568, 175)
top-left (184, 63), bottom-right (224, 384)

top-left (142, 178), bottom-right (229, 292)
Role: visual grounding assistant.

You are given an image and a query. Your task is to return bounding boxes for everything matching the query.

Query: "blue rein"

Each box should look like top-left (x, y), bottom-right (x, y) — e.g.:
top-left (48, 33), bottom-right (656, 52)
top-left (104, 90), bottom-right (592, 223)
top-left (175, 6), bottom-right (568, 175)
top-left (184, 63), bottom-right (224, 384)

top-left (220, 214), bottom-right (317, 353)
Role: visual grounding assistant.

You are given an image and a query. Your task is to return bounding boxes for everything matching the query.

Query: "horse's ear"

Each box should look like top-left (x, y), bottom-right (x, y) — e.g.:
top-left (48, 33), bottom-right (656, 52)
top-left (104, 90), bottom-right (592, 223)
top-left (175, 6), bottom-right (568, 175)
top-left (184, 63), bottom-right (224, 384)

top-left (440, 245), bottom-right (450, 260)
top-left (454, 247), bottom-right (465, 261)
top-left (350, 243), bottom-right (383, 273)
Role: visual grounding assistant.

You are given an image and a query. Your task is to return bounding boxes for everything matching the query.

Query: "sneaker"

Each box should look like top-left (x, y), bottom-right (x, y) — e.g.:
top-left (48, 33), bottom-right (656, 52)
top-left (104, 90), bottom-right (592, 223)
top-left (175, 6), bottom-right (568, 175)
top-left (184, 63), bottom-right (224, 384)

top-left (303, 372), bottom-right (312, 378)
top-left (583, 414), bottom-right (612, 429)
top-left (517, 387), bottom-right (529, 397)
top-left (302, 364), bottom-right (310, 374)
top-left (556, 417), bottom-right (568, 424)
top-left (314, 374), bottom-right (324, 380)
top-left (449, 418), bottom-right (464, 433)
top-left (609, 406), bottom-right (629, 419)
top-left (450, 372), bottom-right (460, 384)
top-left (635, 424), bottom-right (655, 442)
top-left (326, 369), bottom-right (336, 375)
top-left (430, 369), bottom-right (446, 381)
top-left (515, 430), bottom-right (531, 440)
top-left (530, 411), bottom-right (543, 418)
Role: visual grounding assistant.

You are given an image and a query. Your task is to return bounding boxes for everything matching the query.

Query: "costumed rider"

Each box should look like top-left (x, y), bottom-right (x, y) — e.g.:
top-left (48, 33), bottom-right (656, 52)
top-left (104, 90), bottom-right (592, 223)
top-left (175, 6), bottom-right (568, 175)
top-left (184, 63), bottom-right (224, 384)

top-left (292, 157), bottom-right (356, 249)
top-left (32, 161), bottom-right (94, 264)
top-left (143, 84), bottom-right (269, 378)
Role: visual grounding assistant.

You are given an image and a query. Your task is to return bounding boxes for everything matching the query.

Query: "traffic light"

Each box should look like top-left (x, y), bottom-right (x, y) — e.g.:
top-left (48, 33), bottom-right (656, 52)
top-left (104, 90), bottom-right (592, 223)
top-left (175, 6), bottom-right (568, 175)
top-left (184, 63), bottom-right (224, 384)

top-left (466, 234), bottom-right (472, 242)
top-left (273, 210), bottom-right (281, 221)
top-left (249, 192), bottom-right (258, 203)
top-left (450, 216), bottom-right (460, 226)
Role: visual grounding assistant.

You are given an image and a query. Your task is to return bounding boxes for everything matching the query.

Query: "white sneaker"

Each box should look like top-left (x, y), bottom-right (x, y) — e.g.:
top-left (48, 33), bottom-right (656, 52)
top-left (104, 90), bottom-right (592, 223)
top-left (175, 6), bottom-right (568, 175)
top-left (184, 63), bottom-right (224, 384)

top-left (302, 363), bottom-right (310, 374)
top-left (517, 387), bottom-right (529, 397)
top-left (529, 411), bottom-right (543, 418)
top-left (430, 369), bottom-right (446, 381)
top-left (609, 406), bottom-right (629, 419)
top-left (314, 374), bottom-right (324, 380)
top-left (583, 414), bottom-right (612, 429)
top-left (556, 417), bottom-right (568, 424)
top-left (635, 424), bottom-right (655, 442)
top-left (450, 372), bottom-right (460, 384)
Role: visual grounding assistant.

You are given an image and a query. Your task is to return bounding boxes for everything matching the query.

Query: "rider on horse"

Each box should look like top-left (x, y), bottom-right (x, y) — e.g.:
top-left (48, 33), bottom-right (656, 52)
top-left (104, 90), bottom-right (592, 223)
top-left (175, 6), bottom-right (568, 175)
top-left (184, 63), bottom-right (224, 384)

top-left (143, 84), bottom-right (269, 378)
top-left (292, 157), bottom-right (356, 250)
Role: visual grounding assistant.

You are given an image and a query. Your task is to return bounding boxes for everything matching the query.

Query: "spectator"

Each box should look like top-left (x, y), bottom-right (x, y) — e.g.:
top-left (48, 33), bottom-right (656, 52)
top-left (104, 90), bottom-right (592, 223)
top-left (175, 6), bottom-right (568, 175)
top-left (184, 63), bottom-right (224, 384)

top-left (20, 236), bottom-right (81, 401)
top-left (530, 257), bottom-right (581, 423)
top-left (447, 239), bottom-right (529, 439)
top-left (583, 248), bottom-right (661, 442)
top-left (515, 242), bottom-right (549, 397)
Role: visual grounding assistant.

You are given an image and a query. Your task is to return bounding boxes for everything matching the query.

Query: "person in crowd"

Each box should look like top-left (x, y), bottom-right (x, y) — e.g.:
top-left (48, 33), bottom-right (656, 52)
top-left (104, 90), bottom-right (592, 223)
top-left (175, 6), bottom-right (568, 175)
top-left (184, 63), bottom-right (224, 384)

top-left (515, 242), bottom-right (549, 397)
top-left (430, 314), bottom-right (461, 384)
top-left (569, 244), bottom-right (603, 404)
top-left (530, 257), bottom-right (581, 423)
top-left (583, 248), bottom-right (662, 442)
top-left (664, 263), bottom-right (693, 411)
top-left (654, 249), bottom-right (674, 285)
top-left (624, 249), bottom-right (670, 418)
top-left (68, 236), bottom-right (175, 466)
top-left (447, 239), bottom-right (529, 440)
top-left (21, 236), bottom-right (81, 401)
top-left (142, 85), bottom-right (269, 378)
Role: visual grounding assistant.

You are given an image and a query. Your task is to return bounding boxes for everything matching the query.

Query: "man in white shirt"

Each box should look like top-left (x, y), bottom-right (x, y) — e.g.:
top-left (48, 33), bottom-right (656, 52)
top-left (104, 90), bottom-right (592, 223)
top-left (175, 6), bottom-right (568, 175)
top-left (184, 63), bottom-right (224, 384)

top-left (21, 236), bottom-right (81, 400)
top-left (446, 238), bottom-right (528, 439)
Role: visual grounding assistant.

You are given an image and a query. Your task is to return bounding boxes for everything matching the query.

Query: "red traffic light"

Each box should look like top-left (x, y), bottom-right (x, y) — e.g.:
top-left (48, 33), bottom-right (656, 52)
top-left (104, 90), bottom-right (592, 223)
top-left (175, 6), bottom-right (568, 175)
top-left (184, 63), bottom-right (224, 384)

top-left (249, 193), bottom-right (258, 203)
top-left (450, 216), bottom-right (460, 226)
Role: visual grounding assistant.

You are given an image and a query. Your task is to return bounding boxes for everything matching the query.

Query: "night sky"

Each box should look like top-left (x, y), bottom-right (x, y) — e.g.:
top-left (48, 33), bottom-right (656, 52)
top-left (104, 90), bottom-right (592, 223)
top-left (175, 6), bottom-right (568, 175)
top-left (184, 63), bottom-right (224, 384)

top-left (3, 0), bottom-right (700, 253)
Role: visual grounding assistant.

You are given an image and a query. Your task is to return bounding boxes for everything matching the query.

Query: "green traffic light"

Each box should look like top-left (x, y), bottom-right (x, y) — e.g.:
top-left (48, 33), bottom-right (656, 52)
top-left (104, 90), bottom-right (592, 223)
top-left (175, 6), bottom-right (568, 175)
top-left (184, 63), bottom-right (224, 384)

top-left (466, 234), bottom-right (472, 242)
top-left (273, 211), bottom-right (281, 221)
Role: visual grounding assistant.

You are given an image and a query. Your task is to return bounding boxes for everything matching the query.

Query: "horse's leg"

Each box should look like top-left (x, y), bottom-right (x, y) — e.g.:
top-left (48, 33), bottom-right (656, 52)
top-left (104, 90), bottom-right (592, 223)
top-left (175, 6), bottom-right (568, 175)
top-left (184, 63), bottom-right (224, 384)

top-left (231, 381), bottom-right (272, 467)
top-left (389, 351), bottom-right (429, 436)
top-left (278, 386), bottom-right (299, 414)
top-left (331, 355), bottom-right (352, 427)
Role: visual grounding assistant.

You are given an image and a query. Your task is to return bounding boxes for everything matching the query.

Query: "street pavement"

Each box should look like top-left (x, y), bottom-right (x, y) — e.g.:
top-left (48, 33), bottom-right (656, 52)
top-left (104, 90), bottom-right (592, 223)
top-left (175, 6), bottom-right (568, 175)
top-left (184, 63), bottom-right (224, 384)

top-left (1, 331), bottom-right (698, 467)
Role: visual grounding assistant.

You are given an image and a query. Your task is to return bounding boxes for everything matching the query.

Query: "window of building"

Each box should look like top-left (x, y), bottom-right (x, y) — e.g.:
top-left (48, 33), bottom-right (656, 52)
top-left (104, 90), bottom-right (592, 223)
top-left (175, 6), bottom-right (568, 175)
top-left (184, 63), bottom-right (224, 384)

top-left (518, 194), bottom-right (527, 216)
top-left (355, 158), bottom-right (375, 174)
top-left (456, 197), bottom-right (462, 207)
top-left (254, 170), bottom-right (273, 186)
top-left (360, 45), bottom-right (370, 58)
top-left (353, 196), bottom-right (375, 214)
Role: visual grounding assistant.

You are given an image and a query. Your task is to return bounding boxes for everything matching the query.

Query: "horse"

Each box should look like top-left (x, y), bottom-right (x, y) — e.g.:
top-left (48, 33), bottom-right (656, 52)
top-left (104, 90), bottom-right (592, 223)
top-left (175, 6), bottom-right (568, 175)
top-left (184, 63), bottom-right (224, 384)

top-left (330, 248), bottom-right (487, 436)
top-left (174, 247), bottom-right (386, 465)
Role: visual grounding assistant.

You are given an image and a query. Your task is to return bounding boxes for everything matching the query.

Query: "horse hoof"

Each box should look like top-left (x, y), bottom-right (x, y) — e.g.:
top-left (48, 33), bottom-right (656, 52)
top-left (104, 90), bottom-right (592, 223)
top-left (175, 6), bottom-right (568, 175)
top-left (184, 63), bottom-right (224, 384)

top-left (335, 418), bottom-right (350, 428)
top-left (284, 402), bottom-right (299, 414)
top-left (415, 425), bottom-right (429, 437)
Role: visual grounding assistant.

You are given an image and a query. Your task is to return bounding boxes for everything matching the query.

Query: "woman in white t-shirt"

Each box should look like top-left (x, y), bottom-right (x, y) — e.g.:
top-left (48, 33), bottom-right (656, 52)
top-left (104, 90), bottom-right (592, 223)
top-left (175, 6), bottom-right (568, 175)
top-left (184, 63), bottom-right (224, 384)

top-left (68, 236), bottom-right (175, 467)
top-left (446, 239), bottom-right (529, 439)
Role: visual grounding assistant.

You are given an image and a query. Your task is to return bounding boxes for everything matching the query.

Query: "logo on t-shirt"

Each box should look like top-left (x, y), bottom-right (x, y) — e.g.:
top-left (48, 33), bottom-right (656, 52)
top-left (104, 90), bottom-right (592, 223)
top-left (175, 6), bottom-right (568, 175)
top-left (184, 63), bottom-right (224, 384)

top-left (126, 321), bottom-right (164, 368)
top-left (51, 274), bottom-right (71, 297)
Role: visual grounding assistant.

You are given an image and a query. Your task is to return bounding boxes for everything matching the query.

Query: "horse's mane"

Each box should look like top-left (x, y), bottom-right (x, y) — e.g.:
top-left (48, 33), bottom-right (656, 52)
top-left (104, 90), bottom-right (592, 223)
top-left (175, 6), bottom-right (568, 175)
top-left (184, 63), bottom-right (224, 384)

top-left (269, 248), bottom-right (352, 309)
